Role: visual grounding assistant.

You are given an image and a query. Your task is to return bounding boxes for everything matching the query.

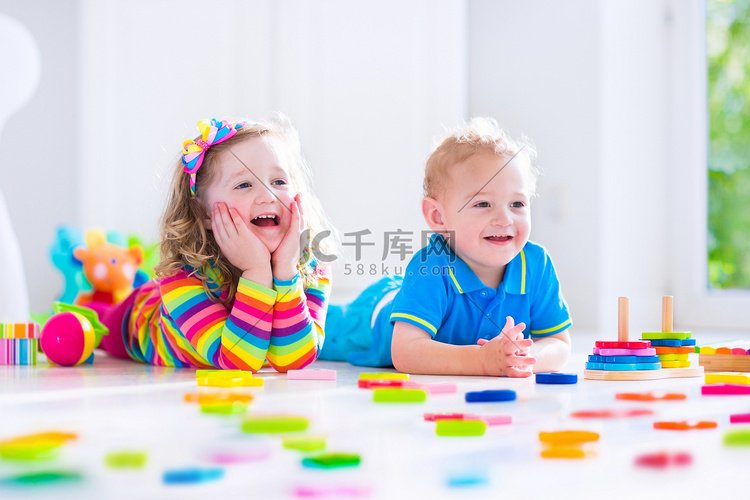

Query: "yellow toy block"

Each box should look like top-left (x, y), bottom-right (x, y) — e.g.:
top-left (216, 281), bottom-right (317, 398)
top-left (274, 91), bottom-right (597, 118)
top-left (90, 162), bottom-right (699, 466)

top-left (359, 372), bottom-right (409, 381)
top-left (661, 360), bottom-right (691, 369)
top-left (705, 372), bottom-right (750, 385)
top-left (658, 353), bottom-right (689, 362)
top-left (700, 347), bottom-right (717, 355)
top-left (540, 446), bottom-right (590, 459)
top-left (207, 377), bottom-right (263, 388)
top-left (539, 431), bottom-right (599, 445)
top-left (197, 374), bottom-right (263, 387)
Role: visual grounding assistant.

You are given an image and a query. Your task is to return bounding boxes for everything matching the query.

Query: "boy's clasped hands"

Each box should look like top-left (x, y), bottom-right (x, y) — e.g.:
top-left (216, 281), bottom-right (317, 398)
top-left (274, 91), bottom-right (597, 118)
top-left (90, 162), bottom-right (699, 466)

top-left (478, 316), bottom-right (536, 377)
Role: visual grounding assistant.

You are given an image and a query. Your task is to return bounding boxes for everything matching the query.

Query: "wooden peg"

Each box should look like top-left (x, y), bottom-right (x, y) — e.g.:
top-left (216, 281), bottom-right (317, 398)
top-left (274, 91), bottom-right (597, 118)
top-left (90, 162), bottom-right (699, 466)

top-left (662, 296), bottom-right (673, 333)
top-left (618, 297), bottom-right (629, 342)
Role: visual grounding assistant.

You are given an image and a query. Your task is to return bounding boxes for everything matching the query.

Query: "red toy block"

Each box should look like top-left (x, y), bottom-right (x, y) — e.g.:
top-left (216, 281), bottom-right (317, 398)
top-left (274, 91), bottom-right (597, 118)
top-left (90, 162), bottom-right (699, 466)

top-left (571, 408), bottom-right (654, 419)
top-left (653, 421), bottom-right (717, 430)
top-left (357, 379), bottom-right (404, 389)
top-left (635, 451), bottom-right (692, 468)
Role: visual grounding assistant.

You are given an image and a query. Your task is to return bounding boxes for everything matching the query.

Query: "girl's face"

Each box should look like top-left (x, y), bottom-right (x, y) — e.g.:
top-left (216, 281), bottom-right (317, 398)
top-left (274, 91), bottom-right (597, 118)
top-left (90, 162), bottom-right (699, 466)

top-left (198, 136), bottom-right (296, 254)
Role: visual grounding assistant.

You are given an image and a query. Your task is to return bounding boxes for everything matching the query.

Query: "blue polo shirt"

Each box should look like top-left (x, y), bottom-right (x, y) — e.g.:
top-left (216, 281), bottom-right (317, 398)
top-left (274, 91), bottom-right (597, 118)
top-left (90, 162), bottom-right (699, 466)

top-left (360, 233), bottom-right (572, 367)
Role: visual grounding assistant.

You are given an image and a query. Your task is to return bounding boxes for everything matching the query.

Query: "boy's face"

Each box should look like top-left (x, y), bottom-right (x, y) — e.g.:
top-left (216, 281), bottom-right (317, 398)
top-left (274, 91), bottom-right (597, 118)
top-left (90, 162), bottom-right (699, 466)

top-left (424, 151), bottom-right (532, 286)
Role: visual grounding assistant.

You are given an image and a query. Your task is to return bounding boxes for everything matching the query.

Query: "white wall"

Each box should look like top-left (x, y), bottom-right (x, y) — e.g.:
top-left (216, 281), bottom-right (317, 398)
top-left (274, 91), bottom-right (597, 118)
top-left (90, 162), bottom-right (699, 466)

top-left (469, 0), bottom-right (677, 334)
top-left (469, 0), bottom-right (604, 330)
top-left (76, 0), bottom-right (467, 303)
top-left (2, 0), bottom-right (727, 334)
top-left (0, 0), bottom-right (79, 315)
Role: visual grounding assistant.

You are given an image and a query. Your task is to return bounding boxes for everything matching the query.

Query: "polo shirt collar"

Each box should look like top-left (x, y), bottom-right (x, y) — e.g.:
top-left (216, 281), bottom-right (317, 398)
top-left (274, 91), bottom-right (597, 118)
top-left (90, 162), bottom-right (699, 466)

top-left (502, 247), bottom-right (527, 295)
top-left (428, 233), bottom-right (527, 295)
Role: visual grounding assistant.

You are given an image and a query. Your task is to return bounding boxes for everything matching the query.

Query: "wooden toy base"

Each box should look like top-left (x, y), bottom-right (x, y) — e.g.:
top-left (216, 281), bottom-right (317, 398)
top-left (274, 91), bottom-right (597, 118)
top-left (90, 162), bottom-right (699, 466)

top-left (584, 365), bottom-right (704, 381)
top-left (699, 354), bottom-right (750, 372)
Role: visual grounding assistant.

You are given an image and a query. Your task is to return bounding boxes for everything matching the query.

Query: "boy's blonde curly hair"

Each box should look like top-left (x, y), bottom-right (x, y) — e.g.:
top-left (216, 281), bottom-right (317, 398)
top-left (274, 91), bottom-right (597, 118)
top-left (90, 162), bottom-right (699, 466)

top-left (424, 116), bottom-right (539, 199)
top-left (155, 115), bottom-right (338, 304)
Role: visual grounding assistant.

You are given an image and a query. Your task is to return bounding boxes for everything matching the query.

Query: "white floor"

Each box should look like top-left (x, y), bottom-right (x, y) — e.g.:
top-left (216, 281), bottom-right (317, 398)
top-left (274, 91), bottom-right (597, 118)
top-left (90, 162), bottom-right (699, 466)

top-left (1, 329), bottom-right (750, 500)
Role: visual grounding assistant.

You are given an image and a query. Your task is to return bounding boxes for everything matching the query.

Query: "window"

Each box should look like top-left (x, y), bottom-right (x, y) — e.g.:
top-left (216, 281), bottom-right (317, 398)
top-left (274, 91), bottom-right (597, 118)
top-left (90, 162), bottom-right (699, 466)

top-left (669, 0), bottom-right (749, 329)
top-left (707, 0), bottom-right (750, 290)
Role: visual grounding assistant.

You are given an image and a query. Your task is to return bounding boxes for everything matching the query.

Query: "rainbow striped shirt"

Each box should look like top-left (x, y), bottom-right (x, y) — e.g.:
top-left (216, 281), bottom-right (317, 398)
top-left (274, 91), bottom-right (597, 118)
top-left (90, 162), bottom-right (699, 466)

top-left (122, 262), bottom-right (331, 372)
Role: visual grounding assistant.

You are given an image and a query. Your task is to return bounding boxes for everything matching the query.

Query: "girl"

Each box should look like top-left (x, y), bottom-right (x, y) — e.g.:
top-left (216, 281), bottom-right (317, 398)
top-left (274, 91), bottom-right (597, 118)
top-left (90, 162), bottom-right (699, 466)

top-left (92, 116), bottom-right (336, 372)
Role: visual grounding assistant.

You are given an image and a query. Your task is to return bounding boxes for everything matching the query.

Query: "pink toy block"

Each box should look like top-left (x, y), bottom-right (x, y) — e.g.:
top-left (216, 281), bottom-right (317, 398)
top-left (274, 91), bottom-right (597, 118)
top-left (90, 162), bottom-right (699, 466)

top-left (403, 381), bottom-right (457, 394)
top-left (594, 347), bottom-right (657, 356)
top-left (465, 414), bottom-right (512, 426)
top-left (701, 384), bottom-right (750, 395)
top-left (731, 348), bottom-right (748, 355)
top-left (730, 413), bottom-right (750, 423)
top-left (424, 412), bottom-right (466, 421)
top-left (287, 369), bottom-right (336, 381)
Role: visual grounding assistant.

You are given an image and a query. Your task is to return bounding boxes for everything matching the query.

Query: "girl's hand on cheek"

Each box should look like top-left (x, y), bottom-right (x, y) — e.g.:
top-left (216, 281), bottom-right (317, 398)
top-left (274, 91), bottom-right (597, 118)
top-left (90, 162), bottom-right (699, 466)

top-left (211, 202), bottom-right (271, 275)
top-left (271, 193), bottom-right (305, 281)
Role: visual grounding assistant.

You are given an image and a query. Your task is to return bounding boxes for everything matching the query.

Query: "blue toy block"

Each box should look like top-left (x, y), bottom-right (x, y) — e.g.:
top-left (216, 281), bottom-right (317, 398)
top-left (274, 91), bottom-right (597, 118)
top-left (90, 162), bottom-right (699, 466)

top-left (647, 339), bottom-right (696, 347)
top-left (163, 467), bottom-right (224, 484)
top-left (604, 355), bottom-right (660, 364)
top-left (465, 390), bottom-right (516, 402)
top-left (585, 362), bottom-right (662, 371)
top-left (535, 372), bottom-right (578, 384)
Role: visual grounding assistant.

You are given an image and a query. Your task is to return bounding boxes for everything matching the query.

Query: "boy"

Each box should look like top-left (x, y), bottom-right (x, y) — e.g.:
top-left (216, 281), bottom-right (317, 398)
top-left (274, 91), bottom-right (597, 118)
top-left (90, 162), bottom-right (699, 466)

top-left (322, 117), bottom-right (571, 377)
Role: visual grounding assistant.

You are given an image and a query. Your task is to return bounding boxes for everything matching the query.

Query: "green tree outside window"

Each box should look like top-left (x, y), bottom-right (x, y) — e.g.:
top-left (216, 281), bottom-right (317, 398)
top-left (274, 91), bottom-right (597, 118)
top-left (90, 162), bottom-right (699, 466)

top-left (707, 0), bottom-right (750, 289)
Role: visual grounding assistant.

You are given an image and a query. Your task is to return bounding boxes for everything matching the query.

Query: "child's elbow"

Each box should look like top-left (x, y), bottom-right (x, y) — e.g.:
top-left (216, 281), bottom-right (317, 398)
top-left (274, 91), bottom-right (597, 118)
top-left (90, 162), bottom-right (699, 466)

top-left (391, 342), bottom-right (412, 373)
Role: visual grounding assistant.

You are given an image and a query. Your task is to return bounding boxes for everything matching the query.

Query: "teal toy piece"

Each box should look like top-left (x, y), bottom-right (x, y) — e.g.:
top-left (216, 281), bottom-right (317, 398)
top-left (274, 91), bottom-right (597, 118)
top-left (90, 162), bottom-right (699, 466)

top-left (49, 225), bottom-right (90, 304)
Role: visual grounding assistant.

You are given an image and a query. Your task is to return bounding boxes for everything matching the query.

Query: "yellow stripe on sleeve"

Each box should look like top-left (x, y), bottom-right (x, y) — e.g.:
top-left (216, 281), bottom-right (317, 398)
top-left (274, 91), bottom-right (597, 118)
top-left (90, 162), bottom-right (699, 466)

top-left (390, 313), bottom-right (438, 335)
top-left (530, 318), bottom-right (571, 335)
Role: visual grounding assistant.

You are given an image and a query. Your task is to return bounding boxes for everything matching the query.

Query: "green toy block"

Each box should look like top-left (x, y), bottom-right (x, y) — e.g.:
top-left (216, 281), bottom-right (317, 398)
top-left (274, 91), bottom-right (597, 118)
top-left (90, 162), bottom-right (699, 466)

top-left (104, 451), bottom-right (148, 469)
top-left (724, 429), bottom-right (750, 447)
top-left (301, 453), bottom-right (361, 469)
top-left (242, 415), bottom-right (310, 433)
top-left (282, 436), bottom-right (327, 452)
top-left (373, 388), bottom-right (427, 403)
top-left (641, 331), bottom-right (691, 340)
top-left (1, 470), bottom-right (83, 486)
top-left (436, 419), bottom-right (487, 437)
top-left (200, 402), bottom-right (248, 415)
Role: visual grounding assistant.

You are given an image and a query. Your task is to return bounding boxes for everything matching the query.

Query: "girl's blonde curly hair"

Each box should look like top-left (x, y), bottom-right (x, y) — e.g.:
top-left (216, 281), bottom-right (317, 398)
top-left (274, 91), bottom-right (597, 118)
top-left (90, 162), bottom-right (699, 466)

top-left (155, 114), bottom-right (338, 304)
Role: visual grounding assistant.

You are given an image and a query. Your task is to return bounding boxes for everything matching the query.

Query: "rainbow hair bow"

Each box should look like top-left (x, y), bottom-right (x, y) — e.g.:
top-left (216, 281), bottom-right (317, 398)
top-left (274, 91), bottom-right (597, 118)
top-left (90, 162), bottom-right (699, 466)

top-left (182, 119), bottom-right (246, 195)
